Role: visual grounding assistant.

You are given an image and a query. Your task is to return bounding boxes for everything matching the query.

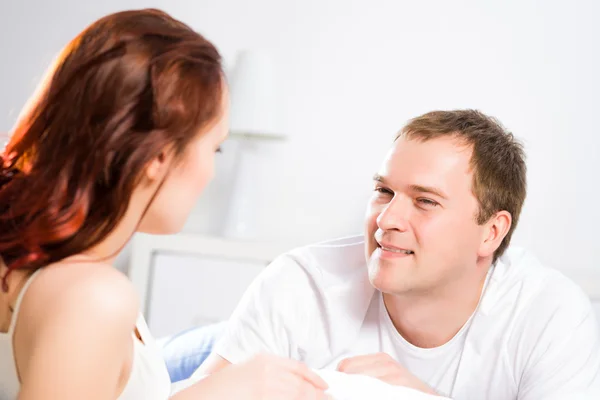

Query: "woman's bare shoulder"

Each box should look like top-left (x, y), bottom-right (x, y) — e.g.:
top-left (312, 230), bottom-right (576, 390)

top-left (15, 261), bottom-right (142, 397)
top-left (20, 260), bottom-right (139, 336)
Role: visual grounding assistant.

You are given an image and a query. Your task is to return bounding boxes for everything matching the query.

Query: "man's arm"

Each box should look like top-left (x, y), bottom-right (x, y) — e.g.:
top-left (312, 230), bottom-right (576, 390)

top-left (191, 254), bottom-right (321, 377)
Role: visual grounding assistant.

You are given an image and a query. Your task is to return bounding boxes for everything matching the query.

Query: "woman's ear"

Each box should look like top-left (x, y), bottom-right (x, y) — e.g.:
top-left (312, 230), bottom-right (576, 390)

top-left (144, 151), bottom-right (168, 183)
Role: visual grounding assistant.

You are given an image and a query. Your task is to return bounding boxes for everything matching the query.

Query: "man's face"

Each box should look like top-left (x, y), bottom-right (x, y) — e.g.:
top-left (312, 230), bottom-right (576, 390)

top-left (364, 135), bottom-right (488, 295)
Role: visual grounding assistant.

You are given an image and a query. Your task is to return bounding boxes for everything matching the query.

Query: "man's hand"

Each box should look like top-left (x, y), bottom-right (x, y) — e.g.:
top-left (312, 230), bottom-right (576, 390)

top-left (336, 353), bottom-right (439, 395)
top-left (176, 353), bottom-right (331, 400)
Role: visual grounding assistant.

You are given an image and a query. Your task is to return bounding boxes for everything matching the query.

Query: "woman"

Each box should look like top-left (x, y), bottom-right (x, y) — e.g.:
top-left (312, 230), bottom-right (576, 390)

top-left (0, 8), bottom-right (329, 400)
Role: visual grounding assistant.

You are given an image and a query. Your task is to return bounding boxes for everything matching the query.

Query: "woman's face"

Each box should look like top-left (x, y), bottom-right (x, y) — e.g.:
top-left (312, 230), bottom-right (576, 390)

top-left (138, 91), bottom-right (230, 235)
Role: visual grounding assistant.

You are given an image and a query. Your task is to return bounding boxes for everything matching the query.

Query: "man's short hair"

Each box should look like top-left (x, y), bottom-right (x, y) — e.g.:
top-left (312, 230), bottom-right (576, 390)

top-left (397, 110), bottom-right (527, 261)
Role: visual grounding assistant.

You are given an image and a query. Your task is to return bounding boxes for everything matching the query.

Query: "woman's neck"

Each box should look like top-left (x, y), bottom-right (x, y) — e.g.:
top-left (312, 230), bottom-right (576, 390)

top-left (81, 187), bottom-right (154, 265)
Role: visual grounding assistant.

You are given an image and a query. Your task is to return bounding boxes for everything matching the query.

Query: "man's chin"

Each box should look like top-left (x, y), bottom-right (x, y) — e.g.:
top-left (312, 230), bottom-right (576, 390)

top-left (368, 264), bottom-right (409, 294)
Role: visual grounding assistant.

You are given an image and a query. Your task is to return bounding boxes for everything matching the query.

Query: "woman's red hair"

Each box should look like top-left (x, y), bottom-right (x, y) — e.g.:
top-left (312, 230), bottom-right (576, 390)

top-left (0, 9), bottom-right (224, 289)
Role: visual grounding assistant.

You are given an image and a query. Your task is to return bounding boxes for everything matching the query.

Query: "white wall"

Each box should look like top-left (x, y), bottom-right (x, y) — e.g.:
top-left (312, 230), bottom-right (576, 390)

top-left (1, 0), bottom-right (599, 276)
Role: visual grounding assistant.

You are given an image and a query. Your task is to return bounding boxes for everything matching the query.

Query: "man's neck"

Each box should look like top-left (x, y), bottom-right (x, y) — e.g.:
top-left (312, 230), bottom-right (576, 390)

top-left (383, 268), bottom-right (491, 349)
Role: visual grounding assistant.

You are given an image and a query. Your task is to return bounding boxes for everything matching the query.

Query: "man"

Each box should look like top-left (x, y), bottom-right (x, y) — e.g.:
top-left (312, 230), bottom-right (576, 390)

top-left (197, 110), bottom-right (600, 399)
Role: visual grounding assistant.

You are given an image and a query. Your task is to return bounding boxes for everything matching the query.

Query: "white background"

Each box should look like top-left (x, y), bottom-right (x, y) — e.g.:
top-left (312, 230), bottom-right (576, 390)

top-left (1, 0), bottom-right (598, 280)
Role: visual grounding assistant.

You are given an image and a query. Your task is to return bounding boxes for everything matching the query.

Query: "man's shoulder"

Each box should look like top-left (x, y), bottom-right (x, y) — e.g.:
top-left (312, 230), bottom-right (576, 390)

top-left (492, 246), bottom-right (595, 327)
top-left (252, 234), bottom-right (372, 306)
top-left (217, 236), bottom-right (375, 362)
top-left (272, 234), bottom-right (368, 279)
top-left (487, 248), bottom-right (600, 395)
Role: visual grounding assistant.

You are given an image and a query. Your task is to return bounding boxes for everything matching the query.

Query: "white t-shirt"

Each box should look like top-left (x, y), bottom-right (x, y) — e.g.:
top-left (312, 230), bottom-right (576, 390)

top-left (214, 235), bottom-right (600, 400)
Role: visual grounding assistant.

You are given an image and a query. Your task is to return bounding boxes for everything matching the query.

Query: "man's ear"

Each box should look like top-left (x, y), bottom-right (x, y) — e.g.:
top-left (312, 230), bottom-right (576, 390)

top-left (478, 211), bottom-right (512, 258)
top-left (144, 151), bottom-right (168, 183)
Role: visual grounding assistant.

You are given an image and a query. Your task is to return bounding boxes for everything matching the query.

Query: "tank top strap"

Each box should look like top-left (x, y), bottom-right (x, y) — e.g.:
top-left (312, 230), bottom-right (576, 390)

top-left (132, 314), bottom-right (154, 346)
top-left (7, 269), bottom-right (44, 335)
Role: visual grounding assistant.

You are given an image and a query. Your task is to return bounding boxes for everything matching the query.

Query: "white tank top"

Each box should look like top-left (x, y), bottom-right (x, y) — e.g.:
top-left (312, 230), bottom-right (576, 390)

top-left (0, 269), bottom-right (172, 399)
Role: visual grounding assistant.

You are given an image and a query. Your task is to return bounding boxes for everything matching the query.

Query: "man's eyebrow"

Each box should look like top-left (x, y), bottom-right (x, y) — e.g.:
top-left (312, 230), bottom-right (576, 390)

top-left (409, 184), bottom-right (448, 200)
top-left (373, 174), bottom-right (386, 183)
top-left (373, 175), bottom-right (448, 200)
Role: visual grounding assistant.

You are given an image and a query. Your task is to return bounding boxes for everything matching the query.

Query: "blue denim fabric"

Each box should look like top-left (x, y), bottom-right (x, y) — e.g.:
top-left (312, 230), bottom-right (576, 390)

top-left (159, 322), bottom-right (227, 383)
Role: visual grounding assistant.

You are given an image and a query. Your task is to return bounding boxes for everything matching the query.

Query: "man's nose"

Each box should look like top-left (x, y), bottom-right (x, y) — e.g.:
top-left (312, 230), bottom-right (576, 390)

top-left (376, 196), bottom-right (410, 232)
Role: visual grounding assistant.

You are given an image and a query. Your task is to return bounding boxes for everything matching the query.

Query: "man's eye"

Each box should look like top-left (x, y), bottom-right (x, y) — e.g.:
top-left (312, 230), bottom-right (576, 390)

top-left (417, 198), bottom-right (438, 207)
top-left (375, 187), bottom-right (393, 195)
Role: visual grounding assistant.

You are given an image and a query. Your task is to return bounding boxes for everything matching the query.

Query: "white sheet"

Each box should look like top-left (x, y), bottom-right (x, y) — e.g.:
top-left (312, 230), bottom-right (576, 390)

top-left (317, 370), bottom-right (450, 400)
top-left (171, 370), bottom-right (451, 399)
